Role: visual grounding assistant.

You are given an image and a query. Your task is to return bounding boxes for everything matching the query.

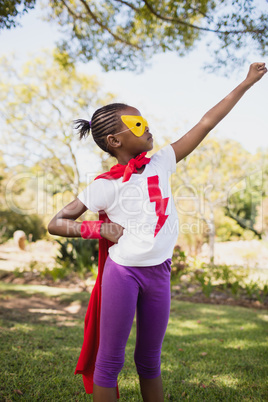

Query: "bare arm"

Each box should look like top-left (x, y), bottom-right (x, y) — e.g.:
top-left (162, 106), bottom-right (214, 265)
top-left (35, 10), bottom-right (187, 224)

top-left (171, 62), bottom-right (267, 163)
top-left (48, 198), bottom-right (124, 243)
top-left (48, 198), bottom-right (87, 237)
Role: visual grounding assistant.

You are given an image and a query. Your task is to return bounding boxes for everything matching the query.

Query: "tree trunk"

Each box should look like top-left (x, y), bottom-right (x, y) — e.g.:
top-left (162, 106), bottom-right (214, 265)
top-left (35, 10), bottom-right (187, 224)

top-left (208, 210), bottom-right (215, 264)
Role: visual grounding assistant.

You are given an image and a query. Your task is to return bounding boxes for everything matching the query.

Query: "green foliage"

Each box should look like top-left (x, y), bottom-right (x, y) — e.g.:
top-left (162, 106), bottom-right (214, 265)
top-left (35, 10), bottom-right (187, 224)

top-left (263, 283), bottom-right (268, 297)
top-left (172, 253), bottom-right (268, 302)
top-left (195, 273), bottom-right (213, 298)
top-left (230, 280), bottom-right (240, 296)
top-left (215, 211), bottom-right (245, 241)
top-left (172, 137), bottom-right (263, 258)
top-left (226, 184), bottom-right (262, 238)
top-left (47, 0), bottom-right (267, 73)
top-left (171, 245), bottom-right (187, 278)
top-left (55, 238), bottom-right (99, 279)
top-left (244, 280), bottom-right (262, 301)
top-left (41, 265), bottom-right (68, 281)
top-left (192, 262), bottom-right (248, 289)
top-left (0, 0), bottom-right (36, 29)
top-left (15, 238), bottom-right (100, 281)
top-left (1, 1), bottom-right (267, 72)
top-left (0, 210), bottom-right (46, 243)
top-left (13, 259), bottom-right (73, 282)
top-left (0, 52), bottom-right (116, 197)
top-left (52, 47), bottom-right (75, 71)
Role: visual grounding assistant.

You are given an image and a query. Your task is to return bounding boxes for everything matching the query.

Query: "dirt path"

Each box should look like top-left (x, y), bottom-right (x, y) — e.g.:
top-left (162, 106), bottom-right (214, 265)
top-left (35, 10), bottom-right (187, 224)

top-left (0, 240), bottom-right (58, 272)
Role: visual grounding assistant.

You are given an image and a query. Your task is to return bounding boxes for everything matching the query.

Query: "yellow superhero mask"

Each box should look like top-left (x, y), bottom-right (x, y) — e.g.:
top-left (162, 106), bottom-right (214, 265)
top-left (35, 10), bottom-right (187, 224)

top-left (121, 115), bottom-right (149, 137)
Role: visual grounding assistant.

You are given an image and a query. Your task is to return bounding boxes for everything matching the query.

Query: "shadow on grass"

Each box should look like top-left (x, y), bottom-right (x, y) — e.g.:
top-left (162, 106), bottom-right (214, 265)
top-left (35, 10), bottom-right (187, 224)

top-left (0, 319), bottom-right (91, 401)
top-left (0, 287), bottom-right (268, 401)
top-left (0, 281), bottom-right (91, 327)
top-left (160, 301), bottom-right (268, 401)
top-left (0, 281), bottom-right (91, 304)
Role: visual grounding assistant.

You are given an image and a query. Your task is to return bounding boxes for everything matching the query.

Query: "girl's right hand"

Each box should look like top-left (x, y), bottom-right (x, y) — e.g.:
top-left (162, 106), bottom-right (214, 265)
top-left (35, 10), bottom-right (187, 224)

top-left (100, 222), bottom-right (124, 244)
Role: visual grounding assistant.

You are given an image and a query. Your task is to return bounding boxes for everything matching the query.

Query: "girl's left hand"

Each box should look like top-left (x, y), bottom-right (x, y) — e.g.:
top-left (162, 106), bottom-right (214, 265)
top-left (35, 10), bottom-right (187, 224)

top-left (245, 62), bottom-right (267, 86)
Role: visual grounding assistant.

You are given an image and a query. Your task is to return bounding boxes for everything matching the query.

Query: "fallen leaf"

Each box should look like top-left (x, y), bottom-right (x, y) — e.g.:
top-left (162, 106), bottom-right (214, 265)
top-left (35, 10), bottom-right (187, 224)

top-left (181, 391), bottom-right (186, 397)
top-left (14, 389), bottom-right (23, 395)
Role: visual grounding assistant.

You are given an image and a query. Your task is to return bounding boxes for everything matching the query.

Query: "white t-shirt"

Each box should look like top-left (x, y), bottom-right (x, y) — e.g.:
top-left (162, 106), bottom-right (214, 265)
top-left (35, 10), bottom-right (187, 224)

top-left (78, 144), bottom-right (179, 266)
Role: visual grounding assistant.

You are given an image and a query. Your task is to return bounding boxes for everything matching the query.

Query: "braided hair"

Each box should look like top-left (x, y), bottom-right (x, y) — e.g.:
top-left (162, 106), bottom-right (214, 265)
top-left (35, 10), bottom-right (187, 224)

top-left (74, 103), bottom-right (129, 156)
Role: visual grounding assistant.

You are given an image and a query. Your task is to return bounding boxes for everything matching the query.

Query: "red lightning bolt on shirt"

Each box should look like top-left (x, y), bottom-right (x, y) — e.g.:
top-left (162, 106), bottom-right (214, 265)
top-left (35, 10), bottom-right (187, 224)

top-left (147, 175), bottom-right (169, 237)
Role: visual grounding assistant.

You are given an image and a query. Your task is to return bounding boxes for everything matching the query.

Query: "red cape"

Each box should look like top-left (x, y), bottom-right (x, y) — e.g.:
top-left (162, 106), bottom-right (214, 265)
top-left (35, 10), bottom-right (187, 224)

top-left (75, 153), bottom-right (150, 397)
top-left (74, 211), bottom-right (119, 396)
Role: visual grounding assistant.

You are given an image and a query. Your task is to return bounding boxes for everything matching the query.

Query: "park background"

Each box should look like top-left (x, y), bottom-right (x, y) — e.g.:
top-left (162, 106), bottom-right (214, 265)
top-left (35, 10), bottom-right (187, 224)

top-left (0, 0), bottom-right (268, 400)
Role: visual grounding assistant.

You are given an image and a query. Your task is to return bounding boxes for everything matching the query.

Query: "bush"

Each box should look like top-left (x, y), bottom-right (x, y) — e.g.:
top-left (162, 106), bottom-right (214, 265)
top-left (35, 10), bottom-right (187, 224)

top-left (0, 210), bottom-right (46, 243)
top-left (172, 257), bottom-right (268, 303)
top-left (192, 262), bottom-right (248, 288)
top-left (55, 238), bottom-right (99, 279)
top-left (171, 245), bottom-right (187, 278)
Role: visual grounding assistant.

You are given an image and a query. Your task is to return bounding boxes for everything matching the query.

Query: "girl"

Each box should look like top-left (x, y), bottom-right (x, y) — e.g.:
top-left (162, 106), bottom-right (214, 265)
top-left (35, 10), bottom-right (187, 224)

top-left (48, 62), bottom-right (266, 402)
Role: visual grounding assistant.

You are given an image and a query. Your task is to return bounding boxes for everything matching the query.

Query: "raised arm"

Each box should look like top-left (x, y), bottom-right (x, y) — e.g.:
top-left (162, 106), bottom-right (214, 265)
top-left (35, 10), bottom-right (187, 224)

top-left (171, 62), bottom-right (267, 163)
top-left (48, 198), bottom-right (124, 243)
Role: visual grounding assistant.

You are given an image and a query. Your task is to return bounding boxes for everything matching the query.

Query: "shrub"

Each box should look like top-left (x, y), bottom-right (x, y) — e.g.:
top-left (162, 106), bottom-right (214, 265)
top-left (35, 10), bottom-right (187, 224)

top-left (0, 210), bottom-right (46, 243)
top-left (55, 238), bottom-right (99, 279)
top-left (171, 245), bottom-right (187, 278)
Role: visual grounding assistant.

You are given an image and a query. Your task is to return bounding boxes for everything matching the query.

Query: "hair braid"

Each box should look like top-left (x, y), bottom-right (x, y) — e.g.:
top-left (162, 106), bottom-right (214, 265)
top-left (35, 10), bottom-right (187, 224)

top-left (74, 103), bottom-right (129, 155)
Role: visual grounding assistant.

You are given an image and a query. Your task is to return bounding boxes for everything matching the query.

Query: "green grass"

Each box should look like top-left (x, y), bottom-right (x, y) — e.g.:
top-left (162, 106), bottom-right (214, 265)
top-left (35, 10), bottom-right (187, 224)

top-left (0, 282), bottom-right (268, 401)
top-left (0, 281), bottom-right (90, 299)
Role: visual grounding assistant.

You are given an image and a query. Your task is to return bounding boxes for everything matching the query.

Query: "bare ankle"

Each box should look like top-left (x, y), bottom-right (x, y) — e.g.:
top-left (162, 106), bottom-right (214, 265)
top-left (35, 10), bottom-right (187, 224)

top-left (93, 383), bottom-right (117, 402)
top-left (139, 375), bottom-right (164, 402)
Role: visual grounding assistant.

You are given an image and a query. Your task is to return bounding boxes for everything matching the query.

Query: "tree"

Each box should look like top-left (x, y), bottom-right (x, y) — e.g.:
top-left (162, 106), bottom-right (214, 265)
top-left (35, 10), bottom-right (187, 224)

top-left (225, 179), bottom-right (262, 239)
top-left (0, 0), bottom-right (267, 73)
top-left (0, 0), bottom-right (36, 29)
top-left (0, 151), bottom-right (8, 238)
top-left (252, 147), bottom-right (268, 238)
top-left (171, 137), bottom-right (258, 262)
top-left (0, 50), bottom-right (115, 198)
top-left (0, 152), bottom-right (48, 242)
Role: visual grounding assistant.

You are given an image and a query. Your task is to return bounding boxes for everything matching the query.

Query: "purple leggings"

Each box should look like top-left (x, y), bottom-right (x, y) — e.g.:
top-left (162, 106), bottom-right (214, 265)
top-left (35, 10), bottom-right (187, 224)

top-left (93, 255), bottom-right (171, 388)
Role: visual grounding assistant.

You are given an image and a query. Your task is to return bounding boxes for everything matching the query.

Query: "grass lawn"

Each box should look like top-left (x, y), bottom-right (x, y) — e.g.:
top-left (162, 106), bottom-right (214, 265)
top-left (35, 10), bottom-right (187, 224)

top-left (0, 282), bottom-right (268, 401)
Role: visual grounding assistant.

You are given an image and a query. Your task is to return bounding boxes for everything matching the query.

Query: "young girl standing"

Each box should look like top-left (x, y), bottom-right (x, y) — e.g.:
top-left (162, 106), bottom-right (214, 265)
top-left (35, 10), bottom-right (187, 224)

top-left (48, 63), bottom-right (266, 402)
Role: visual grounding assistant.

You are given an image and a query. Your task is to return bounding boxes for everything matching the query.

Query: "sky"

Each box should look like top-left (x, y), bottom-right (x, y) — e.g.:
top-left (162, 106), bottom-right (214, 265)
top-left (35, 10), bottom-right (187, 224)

top-left (0, 3), bottom-right (267, 169)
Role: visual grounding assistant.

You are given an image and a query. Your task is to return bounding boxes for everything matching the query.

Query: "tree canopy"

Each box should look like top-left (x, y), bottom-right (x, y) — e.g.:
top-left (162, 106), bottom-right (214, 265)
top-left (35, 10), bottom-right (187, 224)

top-left (0, 50), bottom-right (115, 196)
top-left (1, 0), bottom-right (267, 72)
top-left (171, 137), bottom-right (263, 259)
top-left (0, 0), bottom-right (36, 29)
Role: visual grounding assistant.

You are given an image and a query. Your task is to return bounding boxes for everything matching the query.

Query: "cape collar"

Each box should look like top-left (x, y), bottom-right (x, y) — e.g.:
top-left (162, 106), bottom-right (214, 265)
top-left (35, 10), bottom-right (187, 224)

top-left (95, 152), bottom-right (151, 182)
